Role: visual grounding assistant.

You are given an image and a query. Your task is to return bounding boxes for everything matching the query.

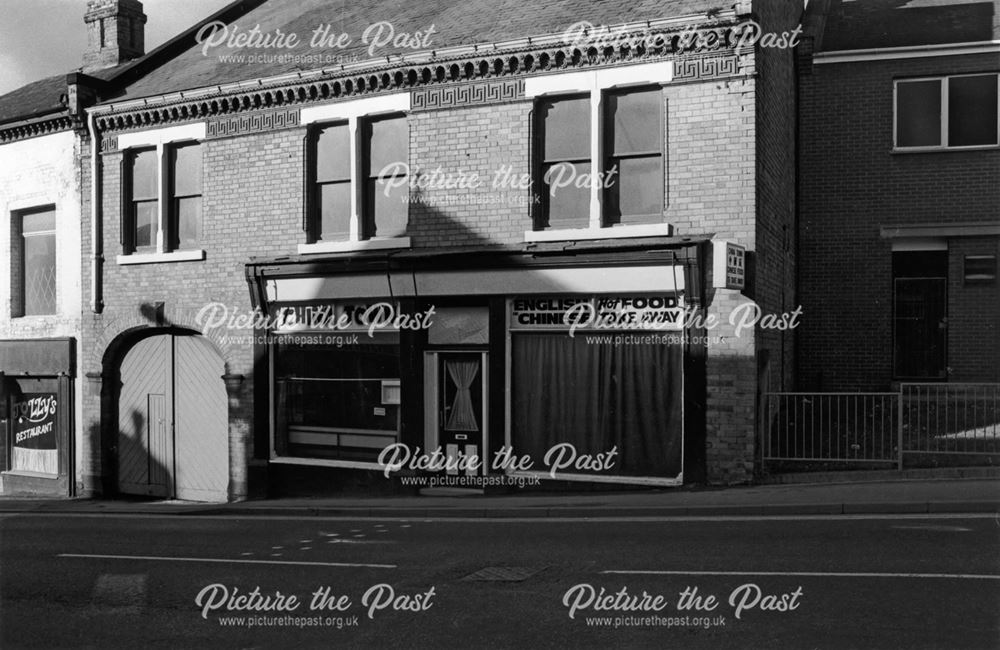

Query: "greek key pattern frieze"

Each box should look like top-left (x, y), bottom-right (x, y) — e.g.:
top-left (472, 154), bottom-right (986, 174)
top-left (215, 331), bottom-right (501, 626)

top-left (412, 79), bottom-right (525, 111)
top-left (206, 108), bottom-right (301, 139)
top-left (673, 55), bottom-right (741, 82)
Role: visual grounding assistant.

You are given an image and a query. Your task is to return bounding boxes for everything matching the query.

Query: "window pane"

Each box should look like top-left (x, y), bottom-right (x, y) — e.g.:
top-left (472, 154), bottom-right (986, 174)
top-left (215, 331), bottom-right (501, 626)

top-left (22, 209), bottom-right (55, 233)
top-left (174, 196), bottom-right (202, 249)
top-left (609, 89), bottom-right (661, 155)
top-left (897, 80), bottom-right (942, 147)
top-left (131, 149), bottom-right (158, 201)
top-left (317, 124), bottom-right (350, 182)
top-left (171, 142), bottom-right (202, 196)
top-left (23, 231), bottom-right (56, 315)
top-left (134, 201), bottom-right (158, 248)
top-left (543, 161), bottom-right (590, 229)
top-left (605, 156), bottom-right (663, 222)
top-left (275, 338), bottom-right (401, 463)
top-left (541, 96), bottom-right (590, 162)
top-left (370, 178), bottom-right (408, 238)
top-left (318, 182), bottom-right (351, 240)
top-left (367, 116), bottom-right (407, 176)
top-left (949, 74), bottom-right (998, 146)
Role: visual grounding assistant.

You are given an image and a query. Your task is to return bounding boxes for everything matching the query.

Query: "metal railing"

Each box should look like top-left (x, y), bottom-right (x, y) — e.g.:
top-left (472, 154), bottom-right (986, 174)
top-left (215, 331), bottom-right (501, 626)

top-left (899, 383), bottom-right (1000, 457)
top-left (762, 383), bottom-right (1000, 471)
top-left (763, 393), bottom-right (899, 465)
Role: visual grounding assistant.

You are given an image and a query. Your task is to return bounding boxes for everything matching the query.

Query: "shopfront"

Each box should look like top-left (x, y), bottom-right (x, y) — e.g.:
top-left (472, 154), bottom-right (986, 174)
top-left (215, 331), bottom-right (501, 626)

top-left (0, 338), bottom-right (75, 496)
top-left (248, 243), bottom-right (705, 490)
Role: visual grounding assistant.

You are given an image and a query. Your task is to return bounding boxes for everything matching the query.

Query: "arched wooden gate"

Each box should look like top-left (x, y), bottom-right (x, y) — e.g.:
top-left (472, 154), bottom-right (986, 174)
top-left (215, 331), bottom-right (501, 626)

top-left (117, 332), bottom-right (228, 501)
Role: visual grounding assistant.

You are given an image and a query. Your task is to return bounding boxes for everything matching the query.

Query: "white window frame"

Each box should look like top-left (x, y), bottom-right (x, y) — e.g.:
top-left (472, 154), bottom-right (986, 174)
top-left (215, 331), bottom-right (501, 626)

top-left (116, 122), bottom-right (207, 265)
top-left (299, 93), bottom-right (412, 254)
top-left (893, 73), bottom-right (1000, 152)
top-left (524, 63), bottom-right (674, 242)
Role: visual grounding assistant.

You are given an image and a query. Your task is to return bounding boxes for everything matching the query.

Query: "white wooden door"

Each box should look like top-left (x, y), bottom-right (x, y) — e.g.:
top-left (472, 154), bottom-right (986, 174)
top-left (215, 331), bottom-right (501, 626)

top-left (173, 335), bottom-right (229, 501)
top-left (117, 333), bottom-right (228, 501)
top-left (117, 335), bottom-right (173, 497)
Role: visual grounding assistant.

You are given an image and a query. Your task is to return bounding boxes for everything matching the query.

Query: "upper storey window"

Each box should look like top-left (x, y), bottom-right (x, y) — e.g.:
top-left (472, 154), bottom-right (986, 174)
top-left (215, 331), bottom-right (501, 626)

top-left (300, 94), bottom-right (411, 254)
top-left (525, 62), bottom-right (672, 242)
top-left (895, 73), bottom-right (999, 149)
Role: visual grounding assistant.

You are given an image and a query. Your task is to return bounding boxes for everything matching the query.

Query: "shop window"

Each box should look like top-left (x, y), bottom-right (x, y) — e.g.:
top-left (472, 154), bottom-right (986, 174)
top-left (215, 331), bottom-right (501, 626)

top-left (511, 334), bottom-right (683, 478)
top-left (895, 74), bottom-right (999, 149)
top-left (11, 207), bottom-right (57, 317)
top-left (122, 140), bottom-right (204, 258)
top-left (306, 113), bottom-right (409, 245)
top-left (273, 334), bottom-right (401, 463)
top-left (893, 251), bottom-right (947, 379)
top-left (3, 378), bottom-right (60, 476)
top-left (964, 254), bottom-right (997, 285)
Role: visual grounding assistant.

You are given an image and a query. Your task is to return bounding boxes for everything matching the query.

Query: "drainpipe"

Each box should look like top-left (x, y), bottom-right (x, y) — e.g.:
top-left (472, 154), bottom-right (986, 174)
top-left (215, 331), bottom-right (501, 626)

top-left (87, 109), bottom-right (103, 314)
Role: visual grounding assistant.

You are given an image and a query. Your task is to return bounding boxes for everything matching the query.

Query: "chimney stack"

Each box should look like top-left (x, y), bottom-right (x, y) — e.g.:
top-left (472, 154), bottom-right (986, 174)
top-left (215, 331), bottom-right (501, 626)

top-left (83, 0), bottom-right (147, 72)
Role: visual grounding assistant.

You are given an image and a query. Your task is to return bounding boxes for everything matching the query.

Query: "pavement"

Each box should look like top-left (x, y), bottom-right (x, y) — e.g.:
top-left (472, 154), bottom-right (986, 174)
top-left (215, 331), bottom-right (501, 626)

top-left (0, 476), bottom-right (997, 518)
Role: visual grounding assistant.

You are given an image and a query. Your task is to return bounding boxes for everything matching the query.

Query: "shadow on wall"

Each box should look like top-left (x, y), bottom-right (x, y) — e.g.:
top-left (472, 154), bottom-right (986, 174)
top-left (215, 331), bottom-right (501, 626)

top-left (819, 0), bottom-right (996, 50)
top-left (116, 408), bottom-right (172, 498)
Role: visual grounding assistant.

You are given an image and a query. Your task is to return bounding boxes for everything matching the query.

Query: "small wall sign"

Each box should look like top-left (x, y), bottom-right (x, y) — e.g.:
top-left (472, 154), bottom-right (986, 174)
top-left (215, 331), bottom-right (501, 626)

top-left (713, 240), bottom-right (746, 290)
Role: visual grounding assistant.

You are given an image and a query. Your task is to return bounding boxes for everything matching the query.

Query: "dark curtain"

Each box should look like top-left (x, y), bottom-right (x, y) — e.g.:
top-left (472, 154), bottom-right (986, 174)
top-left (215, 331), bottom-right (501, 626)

top-left (512, 335), bottom-right (683, 477)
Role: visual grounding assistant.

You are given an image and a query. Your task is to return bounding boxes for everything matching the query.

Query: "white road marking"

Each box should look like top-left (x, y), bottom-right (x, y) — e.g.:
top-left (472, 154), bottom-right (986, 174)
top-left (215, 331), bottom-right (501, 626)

top-left (891, 525), bottom-right (973, 532)
top-left (59, 553), bottom-right (395, 569)
top-left (602, 569), bottom-right (1000, 580)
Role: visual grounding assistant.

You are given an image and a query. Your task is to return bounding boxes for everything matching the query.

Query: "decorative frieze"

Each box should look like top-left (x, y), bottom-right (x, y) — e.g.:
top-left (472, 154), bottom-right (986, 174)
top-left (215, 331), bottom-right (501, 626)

top-left (206, 107), bottom-right (301, 139)
top-left (0, 116), bottom-right (74, 145)
top-left (92, 24), bottom-right (753, 134)
top-left (673, 54), bottom-right (742, 83)
top-left (411, 79), bottom-right (525, 111)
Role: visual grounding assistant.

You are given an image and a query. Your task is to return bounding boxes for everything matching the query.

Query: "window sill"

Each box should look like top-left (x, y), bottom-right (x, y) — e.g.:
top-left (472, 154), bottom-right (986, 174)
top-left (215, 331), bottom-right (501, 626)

top-left (2, 470), bottom-right (58, 480)
top-left (891, 144), bottom-right (1000, 154)
top-left (116, 249), bottom-right (206, 265)
top-left (297, 237), bottom-right (411, 254)
top-left (524, 223), bottom-right (672, 243)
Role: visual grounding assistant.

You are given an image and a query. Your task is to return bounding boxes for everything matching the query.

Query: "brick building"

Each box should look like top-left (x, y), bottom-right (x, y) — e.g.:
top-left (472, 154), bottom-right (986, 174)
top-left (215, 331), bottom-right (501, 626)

top-left (797, 0), bottom-right (1000, 391)
top-left (2, 0), bottom-right (803, 500)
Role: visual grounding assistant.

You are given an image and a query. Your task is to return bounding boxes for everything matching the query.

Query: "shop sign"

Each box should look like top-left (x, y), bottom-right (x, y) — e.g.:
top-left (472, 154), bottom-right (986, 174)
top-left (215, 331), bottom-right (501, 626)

top-left (713, 240), bottom-right (746, 290)
top-left (11, 393), bottom-right (58, 450)
top-left (273, 301), bottom-right (433, 333)
top-left (510, 295), bottom-right (684, 332)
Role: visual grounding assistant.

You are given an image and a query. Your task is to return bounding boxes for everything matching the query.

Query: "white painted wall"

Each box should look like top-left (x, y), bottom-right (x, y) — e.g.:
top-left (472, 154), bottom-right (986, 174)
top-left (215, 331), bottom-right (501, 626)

top-left (0, 129), bottom-right (83, 492)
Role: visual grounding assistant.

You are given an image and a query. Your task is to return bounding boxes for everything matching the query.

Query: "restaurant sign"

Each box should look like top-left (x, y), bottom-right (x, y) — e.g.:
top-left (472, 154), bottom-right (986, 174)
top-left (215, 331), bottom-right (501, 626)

top-left (510, 295), bottom-right (685, 332)
top-left (11, 393), bottom-right (58, 450)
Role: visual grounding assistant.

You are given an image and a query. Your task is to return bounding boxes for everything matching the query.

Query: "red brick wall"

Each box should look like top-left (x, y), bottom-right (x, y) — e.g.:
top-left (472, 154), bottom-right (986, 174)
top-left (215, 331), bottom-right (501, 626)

top-left (798, 52), bottom-right (1000, 390)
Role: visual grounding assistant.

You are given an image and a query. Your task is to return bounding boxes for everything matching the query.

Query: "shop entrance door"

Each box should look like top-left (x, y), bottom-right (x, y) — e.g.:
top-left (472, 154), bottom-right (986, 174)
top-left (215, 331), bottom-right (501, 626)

top-left (437, 352), bottom-right (487, 476)
top-left (117, 333), bottom-right (228, 501)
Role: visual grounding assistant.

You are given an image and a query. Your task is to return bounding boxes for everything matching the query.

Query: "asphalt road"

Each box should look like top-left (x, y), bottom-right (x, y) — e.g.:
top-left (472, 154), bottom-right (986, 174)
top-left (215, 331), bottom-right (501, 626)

top-left (0, 512), bottom-right (997, 649)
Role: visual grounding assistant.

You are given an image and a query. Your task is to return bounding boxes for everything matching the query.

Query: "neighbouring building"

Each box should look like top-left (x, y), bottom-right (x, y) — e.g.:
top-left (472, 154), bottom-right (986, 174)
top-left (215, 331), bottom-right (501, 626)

top-left (0, 0), bottom-right (273, 497)
top-left (797, 0), bottom-right (1000, 390)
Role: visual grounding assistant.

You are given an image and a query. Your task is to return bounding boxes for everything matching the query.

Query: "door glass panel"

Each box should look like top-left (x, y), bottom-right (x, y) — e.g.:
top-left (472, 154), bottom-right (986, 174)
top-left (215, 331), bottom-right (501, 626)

top-left (444, 358), bottom-right (480, 432)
